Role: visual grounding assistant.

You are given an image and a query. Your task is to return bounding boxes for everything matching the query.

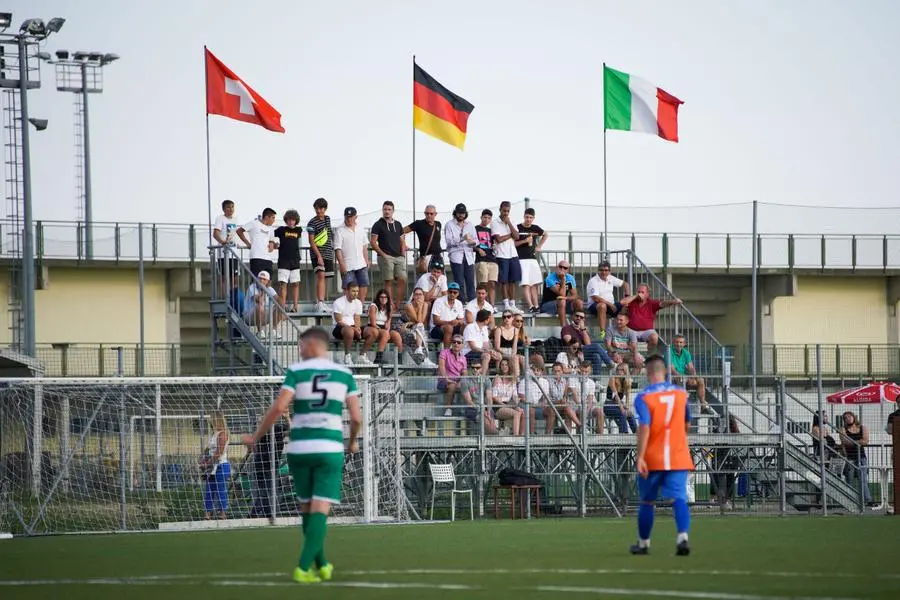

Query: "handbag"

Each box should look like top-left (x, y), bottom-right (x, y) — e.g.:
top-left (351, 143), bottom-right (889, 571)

top-left (415, 223), bottom-right (438, 275)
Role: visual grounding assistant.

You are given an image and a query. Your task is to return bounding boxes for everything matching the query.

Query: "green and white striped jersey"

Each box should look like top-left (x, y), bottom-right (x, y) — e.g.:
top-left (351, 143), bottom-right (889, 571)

top-left (281, 357), bottom-right (359, 455)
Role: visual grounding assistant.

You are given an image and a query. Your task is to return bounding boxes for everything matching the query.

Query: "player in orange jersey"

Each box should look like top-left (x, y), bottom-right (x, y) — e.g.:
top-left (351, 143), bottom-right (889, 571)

top-left (629, 354), bottom-right (694, 556)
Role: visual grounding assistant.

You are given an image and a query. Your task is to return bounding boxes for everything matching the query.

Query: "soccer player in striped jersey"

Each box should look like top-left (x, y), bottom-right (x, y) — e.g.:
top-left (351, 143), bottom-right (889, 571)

top-left (630, 354), bottom-right (694, 556)
top-left (242, 326), bottom-right (361, 584)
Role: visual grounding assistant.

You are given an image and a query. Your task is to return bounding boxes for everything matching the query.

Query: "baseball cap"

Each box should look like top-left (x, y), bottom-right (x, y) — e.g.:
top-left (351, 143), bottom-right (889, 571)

top-left (453, 203), bottom-right (468, 216)
top-left (558, 260), bottom-right (570, 269)
top-left (344, 206), bottom-right (357, 217)
top-left (258, 271), bottom-right (271, 280)
top-left (429, 257), bottom-right (445, 271)
top-left (447, 282), bottom-right (461, 291)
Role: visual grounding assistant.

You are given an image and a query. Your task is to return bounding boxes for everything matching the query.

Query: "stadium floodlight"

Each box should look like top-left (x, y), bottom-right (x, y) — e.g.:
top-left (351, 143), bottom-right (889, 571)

top-left (19, 18), bottom-right (46, 37)
top-left (88, 52), bottom-right (102, 62)
top-left (0, 12), bottom-right (11, 30)
top-left (46, 17), bottom-right (65, 33)
top-left (27, 118), bottom-right (48, 131)
top-left (101, 53), bottom-right (119, 65)
top-left (55, 49), bottom-right (69, 60)
top-left (36, 51), bottom-right (51, 61)
top-left (73, 50), bottom-right (88, 61)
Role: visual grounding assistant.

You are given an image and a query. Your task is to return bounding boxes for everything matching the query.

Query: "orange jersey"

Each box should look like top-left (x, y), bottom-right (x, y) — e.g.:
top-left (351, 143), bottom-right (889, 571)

top-left (633, 383), bottom-right (695, 472)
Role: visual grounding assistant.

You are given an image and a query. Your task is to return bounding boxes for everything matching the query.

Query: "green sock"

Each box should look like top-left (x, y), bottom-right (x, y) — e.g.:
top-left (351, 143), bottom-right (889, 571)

top-left (298, 512), bottom-right (327, 571)
top-left (301, 513), bottom-right (325, 568)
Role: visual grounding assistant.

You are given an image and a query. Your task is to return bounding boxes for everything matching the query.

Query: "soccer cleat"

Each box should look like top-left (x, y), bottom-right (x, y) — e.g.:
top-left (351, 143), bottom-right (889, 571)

top-left (629, 543), bottom-right (649, 555)
top-left (676, 540), bottom-right (690, 556)
top-left (292, 567), bottom-right (322, 584)
top-left (318, 562), bottom-right (334, 581)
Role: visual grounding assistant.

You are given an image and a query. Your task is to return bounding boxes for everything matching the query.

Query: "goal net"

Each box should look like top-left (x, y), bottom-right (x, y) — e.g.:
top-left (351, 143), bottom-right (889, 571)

top-left (0, 376), bottom-right (407, 536)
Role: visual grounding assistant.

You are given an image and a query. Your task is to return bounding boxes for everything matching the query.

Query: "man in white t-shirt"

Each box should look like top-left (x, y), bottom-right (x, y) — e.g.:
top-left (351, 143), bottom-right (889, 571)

top-left (412, 258), bottom-right (448, 304)
top-left (212, 199), bottom-right (239, 288)
top-left (465, 283), bottom-right (495, 324)
top-left (490, 200), bottom-right (522, 311)
top-left (430, 282), bottom-right (466, 348)
top-left (462, 308), bottom-right (500, 374)
top-left (517, 354), bottom-right (549, 435)
top-left (586, 260), bottom-right (629, 335)
top-left (236, 208), bottom-right (278, 278)
top-left (334, 206), bottom-right (371, 302)
top-left (331, 282), bottom-right (376, 365)
top-left (243, 270), bottom-right (281, 338)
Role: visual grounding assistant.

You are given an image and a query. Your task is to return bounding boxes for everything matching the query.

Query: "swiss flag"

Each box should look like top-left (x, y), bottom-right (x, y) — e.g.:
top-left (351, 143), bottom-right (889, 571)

top-left (205, 48), bottom-right (285, 133)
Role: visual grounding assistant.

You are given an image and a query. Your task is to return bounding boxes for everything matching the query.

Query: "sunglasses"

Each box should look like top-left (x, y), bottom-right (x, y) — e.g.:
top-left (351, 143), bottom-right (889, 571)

top-left (503, 314), bottom-right (513, 318)
top-left (452, 339), bottom-right (463, 344)
top-left (573, 315), bottom-right (584, 319)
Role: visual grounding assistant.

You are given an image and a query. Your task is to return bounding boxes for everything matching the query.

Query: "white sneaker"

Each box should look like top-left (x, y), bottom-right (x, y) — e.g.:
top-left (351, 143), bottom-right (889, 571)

top-left (344, 353), bottom-right (353, 365)
top-left (414, 346), bottom-right (424, 355)
top-left (421, 357), bottom-right (438, 368)
top-left (317, 302), bottom-right (330, 313)
top-left (503, 299), bottom-right (511, 310)
top-left (257, 329), bottom-right (267, 339)
top-left (273, 330), bottom-right (283, 339)
top-left (357, 355), bottom-right (373, 365)
top-left (443, 408), bottom-right (453, 417)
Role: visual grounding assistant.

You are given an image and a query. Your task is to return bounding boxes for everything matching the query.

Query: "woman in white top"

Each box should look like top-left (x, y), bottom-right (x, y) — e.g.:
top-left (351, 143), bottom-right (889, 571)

top-left (364, 288), bottom-right (404, 365)
top-left (491, 357), bottom-right (524, 435)
top-left (403, 288), bottom-right (436, 367)
top-left (543, 362), bottom-right (581, 434)
top-left (201, 411), bottom-right (231, 520)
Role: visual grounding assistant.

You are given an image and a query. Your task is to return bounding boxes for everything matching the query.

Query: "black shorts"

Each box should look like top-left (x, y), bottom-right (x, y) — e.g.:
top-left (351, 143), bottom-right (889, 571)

top-left (217, 256), bottom-right (239, 277)
top-left (249, 259), bottom-right (274, 278)
top-left (310, 251), bottom-right (335, 276)
top-left (333, 324), bottom-right (361, 340)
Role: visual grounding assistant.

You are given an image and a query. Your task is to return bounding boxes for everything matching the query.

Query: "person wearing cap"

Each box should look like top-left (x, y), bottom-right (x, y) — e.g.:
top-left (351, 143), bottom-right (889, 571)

top-left (430, 281), bottom-right (466, 348)
top-left (334, 206), bottom-right (371, 302)
top-left (370, 200), bottom-right (408, 304)
top-left (586, 261), bottom-right (629, 337)
top-left (243, 270), bottom-right (282, 338)
top-left (515, 207), bottom-right (548, 314)
top-left (474, 209), bottom-right (499, 305)
top-left (411, 257), bottom-right (448, 304)
top-left (404, 205), bottom-right (443, 275)
top-left (444, 203), bottom-right (478, 303)
top-left (540, 260), bottom-right (584, 327)
top-left (491, 200), bottom-right (522, 311)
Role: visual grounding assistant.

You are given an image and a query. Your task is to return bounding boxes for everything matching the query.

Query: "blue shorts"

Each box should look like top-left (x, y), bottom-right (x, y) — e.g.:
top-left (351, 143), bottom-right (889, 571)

top-left (343, 268), bottom-right (370, 288)
top-left (638, 470), bottom-right (689, 503)
top-left (496, 257), bottom-right (522, 284)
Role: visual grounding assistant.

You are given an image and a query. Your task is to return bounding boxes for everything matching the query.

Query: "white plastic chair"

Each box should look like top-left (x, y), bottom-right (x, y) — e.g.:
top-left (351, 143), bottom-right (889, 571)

top-left (429, 463), bottom-right (473, 521)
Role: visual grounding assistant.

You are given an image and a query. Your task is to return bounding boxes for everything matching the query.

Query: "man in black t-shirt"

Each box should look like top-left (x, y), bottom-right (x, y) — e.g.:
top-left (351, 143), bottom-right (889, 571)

top-left (274, 209), bottom-right (303, 312)
top-left (474, 209), bottom-right (498, 305)
top-left (887, 406), bottom-right (900, 436)
top-left (404, 205), bottom-right (443, 275)
top-left (370, 200), bottom-right (408, 302)
top-left (516, 207), bottom-right (547, 313)
top-left (248, 414), bottom-right (289, 520)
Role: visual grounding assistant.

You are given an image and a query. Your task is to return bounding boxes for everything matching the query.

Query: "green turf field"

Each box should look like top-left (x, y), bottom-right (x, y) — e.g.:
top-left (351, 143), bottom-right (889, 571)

top-left (1, 517), bottom-right (898, 599)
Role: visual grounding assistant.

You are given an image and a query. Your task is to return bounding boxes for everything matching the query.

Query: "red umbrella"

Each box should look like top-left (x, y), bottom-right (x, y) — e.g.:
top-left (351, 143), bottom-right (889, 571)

top-left (826, 382), bottom-right (900, 404)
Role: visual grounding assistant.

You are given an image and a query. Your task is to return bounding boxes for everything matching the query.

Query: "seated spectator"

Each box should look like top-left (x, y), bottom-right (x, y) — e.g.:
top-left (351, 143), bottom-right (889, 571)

top-left (575, 362), bottom-right (604, 434)
top-left (332, 282), bottom-right (376, 365)
top-left (605, 313), bottom-right (645, 374)
top-left (403, 287), bottom-right (436, 367)
top-left (463, 309), bottom-right (501, 374)
top-left (412, 258), bottom-right (448, 305)
top-left (601, 363), bottom-right (637, 433)
top-left (438, 335), bottom-right (474, 417)
top-left (430, 282), bottom-right (466, 348)
top-left (540, 260), bottom-right (584, 327)
top-left (518, 354), bottom-right (549, 435)
top-left (811, 410), bottom-right (839, 466)
top-left (619, 283), bottom-right (682, 356)
top-left (560, 310), bottom-right (613, 375)
top-left (462, 355), bottom-right (500, 435)
top-left (243, 271), bottom-right (282, 338)
top-left (669, 334), bottom-right (707, 405)
top-left (465, 283), bottom-right (495, 324)
top-left (544, 362), bottom-right (581, 434)
top-left (364, 288), bottom-right (403, 365)
top-left (491, 357), bottom-right (524, 435)
top-left (585, 260), bottom-right (629, 337)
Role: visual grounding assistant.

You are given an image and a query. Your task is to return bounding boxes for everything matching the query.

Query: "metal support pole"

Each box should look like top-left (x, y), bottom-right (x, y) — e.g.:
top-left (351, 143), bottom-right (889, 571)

top-left (777, 379), bottom-right (787, 515)
top-left (18, 35), bottom-right (36, 357)
top-left (816, 344), bottom-right (828, 516)
top-left (138, 223), bottom-right (145, 376)
top-left (269, 424), bottom-right (277, 523)
top-left (523, 345), bottom-right (532, 519)
top-left (81, 63), bottom-right (94, 260)
top-left (60, 395), bottom-right (70, 492)
top-left (155, 384), bottom-right (162, 493)
top-left (750, 200), bottom-right (758, 431)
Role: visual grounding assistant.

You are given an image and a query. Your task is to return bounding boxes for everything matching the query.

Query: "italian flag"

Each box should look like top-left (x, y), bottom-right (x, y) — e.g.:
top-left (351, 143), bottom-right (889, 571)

top-left (603, 65), bottom-right (683, 142)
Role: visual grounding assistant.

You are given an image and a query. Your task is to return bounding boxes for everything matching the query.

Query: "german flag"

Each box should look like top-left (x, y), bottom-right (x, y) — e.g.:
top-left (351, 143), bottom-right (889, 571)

top-left (413, 63), bottom-right (474, 150)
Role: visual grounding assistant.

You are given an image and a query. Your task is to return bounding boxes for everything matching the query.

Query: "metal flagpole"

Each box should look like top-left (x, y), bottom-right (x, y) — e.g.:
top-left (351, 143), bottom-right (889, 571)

top-left (412, 54), bottom-right (417, 221)
top-left (204, 46), bottom-right (213, 249)
top-left (602, 62), bottom-right (608, 254)
top-left (750, 200), bottom-right (758, 431)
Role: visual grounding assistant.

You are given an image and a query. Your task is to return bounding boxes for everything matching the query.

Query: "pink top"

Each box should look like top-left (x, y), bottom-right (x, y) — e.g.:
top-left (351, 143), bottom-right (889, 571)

top-left (439, 348), bottom-right (467, 381)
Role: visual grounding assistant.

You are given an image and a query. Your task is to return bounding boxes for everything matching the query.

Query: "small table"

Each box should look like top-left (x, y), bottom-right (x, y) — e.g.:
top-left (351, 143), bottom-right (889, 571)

top-left (492, 484), bottom-right (542, 519)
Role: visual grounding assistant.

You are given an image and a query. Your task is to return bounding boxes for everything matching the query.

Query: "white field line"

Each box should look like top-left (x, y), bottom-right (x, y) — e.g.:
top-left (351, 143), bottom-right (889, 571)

top-left (533, 585), bottom-right (862, 600)
top-left (338, 568), bottom-right (900, 580)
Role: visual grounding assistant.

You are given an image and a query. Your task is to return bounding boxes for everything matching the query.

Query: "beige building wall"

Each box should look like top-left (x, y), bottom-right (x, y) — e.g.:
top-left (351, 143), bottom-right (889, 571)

top-left (708, 285), bottom-right (752, 349)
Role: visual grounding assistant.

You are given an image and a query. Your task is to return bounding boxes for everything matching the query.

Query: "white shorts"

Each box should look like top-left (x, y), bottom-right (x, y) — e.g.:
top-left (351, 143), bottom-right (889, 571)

top-left (519, 259), bottom-right (543, 286)
top-left (277, 268), bottom-right (301, 284)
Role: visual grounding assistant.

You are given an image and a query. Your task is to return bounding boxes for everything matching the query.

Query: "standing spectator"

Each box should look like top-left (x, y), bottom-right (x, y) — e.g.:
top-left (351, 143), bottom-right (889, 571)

top-left (430, 282), bottom-right (466, 348)
top-left (491, 357), bottom-right (524, 435)
top-left (370, 201), bottom-right (407, 303)
top-left (438, 335), bottom-right (474, 416)
top-left (561, 310), bottom-right (613, 375)
top-left (412, 258), bottom-right (448, 304)
top-left (237, 208), bottom-right (278, 278)
top-left (465, 283), bottom-right (495, 324)
top-left (332, 282), bottom-right (376, 365)
top-left (444, 203), bottom-right (478, 303)
top-left (200, 411), bottom-right (231, 520)
top-left (364, 288), bottom-right (403, 365)
top-left (474, 209), bottom-right (499, 305)
top-left (274, 209), bottom-right (303, 313)
top-left (491, 201), bottom-right (521, 311)
top-left (307, 197), bottom-right (335, 314)
top-left (585, 261), bottom-right (629, 336)
top-left (605, 313), bottom-right (645, 374)
top-left (248, 410), bottom-right (289, 520)
top-left (463, 308), bottom-right (501, 374)
top-left (669, 334), bottom-right (707, 406)
top-left (243, 271), bottom-right (282, 338)
top-left (213, 199), bottom-right (239, 282)
top-left (839, 412), bottom-right (872, 505)
top-left (405, 205), bottom-right (442, 275)
top-left (540, 260), bottom-right (584, 327)
top-left (516, 207), bottom-right (547, 314)
top-left (811, 411), bottom-right (839, 467)
top-left (518, 354), bottom-right (549, 435)
top-left (544, 362), bottom-right (581, 434)
top-left (711, 415), bottom-right (741, 510)
top-left (403, 288), bottom-right (437, 367)
top-left (620, 283), bottom-right (683, 356)
top-left (334, 206), bottom-right (370, 302)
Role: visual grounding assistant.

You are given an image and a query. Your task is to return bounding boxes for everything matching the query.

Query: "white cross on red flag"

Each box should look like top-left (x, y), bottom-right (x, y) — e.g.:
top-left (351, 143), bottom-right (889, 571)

top-left (205, 48), bottom-right (285, 133)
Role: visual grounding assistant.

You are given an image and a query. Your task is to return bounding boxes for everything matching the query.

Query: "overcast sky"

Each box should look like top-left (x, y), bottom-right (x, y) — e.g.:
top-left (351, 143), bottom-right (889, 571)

top-left (8, 0), bottom-right (900, 237)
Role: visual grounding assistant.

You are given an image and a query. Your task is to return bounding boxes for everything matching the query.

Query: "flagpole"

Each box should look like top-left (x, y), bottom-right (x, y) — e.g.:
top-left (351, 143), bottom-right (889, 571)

top-left (602, 61), bottom-right (608, 255)
top-left (412, 54), bottom-right (417, 223)
top-left (204, 45), bottom-right (213, 249)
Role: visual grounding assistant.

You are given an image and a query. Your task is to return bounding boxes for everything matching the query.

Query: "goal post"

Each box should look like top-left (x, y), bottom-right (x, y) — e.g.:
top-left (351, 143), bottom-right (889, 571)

top-left (0, 376), bottom-right (407, 536)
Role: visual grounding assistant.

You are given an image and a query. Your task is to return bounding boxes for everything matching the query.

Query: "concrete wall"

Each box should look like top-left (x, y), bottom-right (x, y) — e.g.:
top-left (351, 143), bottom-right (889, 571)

top-left (708, 284), bottom-right (752, 349)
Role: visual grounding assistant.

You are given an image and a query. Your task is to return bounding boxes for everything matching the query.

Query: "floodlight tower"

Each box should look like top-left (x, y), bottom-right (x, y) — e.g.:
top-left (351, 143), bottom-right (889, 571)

top-left (41, 49), bottom-right (118, 260)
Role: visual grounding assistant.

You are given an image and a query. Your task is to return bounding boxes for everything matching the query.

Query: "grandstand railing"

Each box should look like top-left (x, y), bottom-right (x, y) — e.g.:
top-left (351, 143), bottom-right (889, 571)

top-left (7, 219), bottom-right (900, 271)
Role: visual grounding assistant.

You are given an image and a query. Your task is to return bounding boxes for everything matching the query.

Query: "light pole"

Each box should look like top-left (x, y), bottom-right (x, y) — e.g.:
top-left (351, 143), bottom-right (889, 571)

top-left (0, 14), bottom-right (65, 357)
top-left (41, 50), bottom-right (118, 260)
